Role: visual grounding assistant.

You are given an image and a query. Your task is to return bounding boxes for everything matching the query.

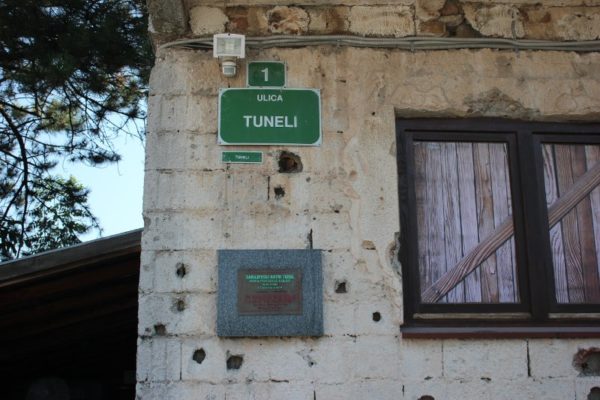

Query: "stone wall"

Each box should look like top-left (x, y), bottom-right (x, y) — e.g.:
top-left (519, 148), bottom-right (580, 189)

top-left (139, 1), bottom-right (600, 399)
top-left (148, 1), bottom-right (600, 41)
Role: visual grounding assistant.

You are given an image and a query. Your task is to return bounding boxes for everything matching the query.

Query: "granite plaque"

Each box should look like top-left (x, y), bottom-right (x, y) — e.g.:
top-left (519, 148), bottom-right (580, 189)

top-left (217, 249), bottom-right (323, 337)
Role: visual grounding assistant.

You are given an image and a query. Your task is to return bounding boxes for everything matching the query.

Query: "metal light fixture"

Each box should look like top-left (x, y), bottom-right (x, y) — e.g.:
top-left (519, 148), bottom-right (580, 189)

top-left (213, 33), bottom-right (245, 77)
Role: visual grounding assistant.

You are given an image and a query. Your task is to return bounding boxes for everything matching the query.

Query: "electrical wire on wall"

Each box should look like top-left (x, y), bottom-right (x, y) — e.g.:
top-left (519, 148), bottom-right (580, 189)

top-left (159, 35), bottom-right (600, 53)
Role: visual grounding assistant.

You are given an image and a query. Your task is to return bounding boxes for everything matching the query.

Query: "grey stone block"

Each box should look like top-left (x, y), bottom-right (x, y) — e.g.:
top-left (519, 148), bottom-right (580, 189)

top-left (217, 249), bottom-right (323, 337)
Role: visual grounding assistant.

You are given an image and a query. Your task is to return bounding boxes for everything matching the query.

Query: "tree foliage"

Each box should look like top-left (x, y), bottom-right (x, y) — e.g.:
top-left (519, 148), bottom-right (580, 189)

top-left (0, 0), bottom-right (152, 260)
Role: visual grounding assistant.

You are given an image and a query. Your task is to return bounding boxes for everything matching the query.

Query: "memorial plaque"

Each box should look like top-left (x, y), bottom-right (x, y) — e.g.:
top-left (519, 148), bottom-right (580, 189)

top-left (238, 269), bottom-right (302, 315)
top-left (217, 249), bottom-right (323, 337)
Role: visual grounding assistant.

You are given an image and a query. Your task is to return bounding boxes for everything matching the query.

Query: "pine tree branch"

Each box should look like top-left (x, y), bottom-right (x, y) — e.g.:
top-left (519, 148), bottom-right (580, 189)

top-left (66, 80), bottom-right (140, 122)
top-left (0, 99), bottom-right (42, 118)
top-left (0, 105), bottom-right (29, 256)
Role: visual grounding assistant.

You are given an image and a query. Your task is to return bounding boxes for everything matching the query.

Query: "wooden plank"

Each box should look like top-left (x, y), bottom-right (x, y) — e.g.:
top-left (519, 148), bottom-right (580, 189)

top-left (425, 142), bottom-right (447, 302)
top-left (490, 142), bottom-right (517, 302)
top-left (422, 159), bottom-right (600, 303)
top-left (0, 229), bottom-right (141, 284)
top-left (572, 145), bottom-right (600, 303)
top-left (457, 142), bottom-right (481, 302)
top-left (474, 143), bottom-right (499, 303)
top-left (555, 144), bottom-right (585, 303)
top-left (442, 142), bottom-right (465, 303)
top-left (510, 240), bottom-right (519, 302)
top-left (543, 144), bottom-right (569, 304)
top-left (507, 150), bottom-right (519, 302)
top-left (585, 144), bottom-right (600, 300)
top-left (0, 257), bottom-right (138, 311)
top-left (548, 160), bottom-right (600, 227)
top-left (414, 142), bottom-right (430, 298)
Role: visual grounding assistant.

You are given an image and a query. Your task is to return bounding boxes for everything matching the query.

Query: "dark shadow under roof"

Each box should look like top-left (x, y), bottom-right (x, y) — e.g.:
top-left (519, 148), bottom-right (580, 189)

top-left (0, 229), bottom-right (142, 400)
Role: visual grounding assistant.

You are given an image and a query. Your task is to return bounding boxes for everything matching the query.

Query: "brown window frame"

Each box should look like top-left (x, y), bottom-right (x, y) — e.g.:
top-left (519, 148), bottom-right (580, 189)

top-left (396, 118), bottom-right (600, 338)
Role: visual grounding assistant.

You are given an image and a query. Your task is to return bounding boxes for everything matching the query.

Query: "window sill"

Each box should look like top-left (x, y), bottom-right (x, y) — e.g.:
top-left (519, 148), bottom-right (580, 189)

top-left (401, 325), bottom-right (600, 339)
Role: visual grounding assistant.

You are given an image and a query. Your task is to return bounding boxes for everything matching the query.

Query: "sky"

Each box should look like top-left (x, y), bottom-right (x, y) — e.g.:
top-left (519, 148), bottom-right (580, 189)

top-left (59, 133), bottom-right (145, 242)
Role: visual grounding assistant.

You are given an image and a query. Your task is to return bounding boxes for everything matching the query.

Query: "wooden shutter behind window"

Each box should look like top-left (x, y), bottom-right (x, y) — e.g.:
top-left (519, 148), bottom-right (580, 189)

top-left (542, 143), bottom-right (600, 304)
top-left (414, 141), bottom-right (519, 304)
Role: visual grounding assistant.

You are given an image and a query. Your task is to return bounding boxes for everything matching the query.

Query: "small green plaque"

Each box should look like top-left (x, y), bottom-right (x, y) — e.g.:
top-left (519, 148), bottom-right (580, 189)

top-left (218, 88), bottom-right (321, 146)
top-left (247, 61), bottom-right (286, 87)
top-left (222, 151), bottom-right (263, 164)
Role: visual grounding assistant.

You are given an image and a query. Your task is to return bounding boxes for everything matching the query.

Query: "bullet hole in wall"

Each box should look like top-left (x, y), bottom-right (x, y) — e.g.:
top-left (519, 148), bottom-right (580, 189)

top-left (335, 281), bottom-right (347, 294)
top-left (176, 299), bottom-right (186, 312)
top-left (274, 186), bottom-right (285, 199)
top-left (193, 349), bottom-right (206, 364)
top-left (298, 350), bottom-right (316, 367)
top-left (278, 151), bottom-right (303, 173)
top-left (362, 240), bottom-right (376, 250)
top-left (176, 263), bottom-right (187, 278)
top-left (574, 348), bottom-right (600, 376)
top-left (588, 387), bottom-right (600, 400)
top-left (153, 324), bottom-right (166, 336)
top-left (372, 312), bottom-right (381, 322)
top-left (227, 355), bottom-right (244, 370)
top-left (419, 396), bottom-right (435, 400)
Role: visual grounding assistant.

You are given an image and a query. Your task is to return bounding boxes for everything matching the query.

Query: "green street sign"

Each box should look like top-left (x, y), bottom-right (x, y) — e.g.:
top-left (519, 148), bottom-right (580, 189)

top-left (222, 151), bottom-right (263, 164)
top-left (218, 88), bottom-right (321, 146)
top-left (247, 61), bottom-right (286, 87)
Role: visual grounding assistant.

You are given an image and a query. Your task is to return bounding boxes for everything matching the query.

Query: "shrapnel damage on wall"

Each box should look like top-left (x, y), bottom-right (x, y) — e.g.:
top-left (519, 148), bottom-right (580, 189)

top-left (139, 0), bottom-right (600, 399)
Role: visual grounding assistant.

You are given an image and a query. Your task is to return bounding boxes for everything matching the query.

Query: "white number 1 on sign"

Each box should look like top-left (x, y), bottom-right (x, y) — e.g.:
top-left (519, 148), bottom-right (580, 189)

top-left (261, 68), bottom-right (268, 82)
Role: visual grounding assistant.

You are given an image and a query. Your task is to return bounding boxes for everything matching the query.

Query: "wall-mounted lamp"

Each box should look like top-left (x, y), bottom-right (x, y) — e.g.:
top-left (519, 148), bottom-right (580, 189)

top-left (213, 33), bottom-right (245, 78)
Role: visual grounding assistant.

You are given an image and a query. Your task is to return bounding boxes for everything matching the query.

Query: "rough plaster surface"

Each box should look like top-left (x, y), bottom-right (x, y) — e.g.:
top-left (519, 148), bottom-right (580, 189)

top-left (348, 5), bottom-right (415, 37)
top-left (189, 6), bottom-right (228, 35)
top-left (462, 4), bottom-right (525, 38)
top-left (266, 6), bottom-right (309, 34)
top-left (139, 42), bottom-right (600, 399)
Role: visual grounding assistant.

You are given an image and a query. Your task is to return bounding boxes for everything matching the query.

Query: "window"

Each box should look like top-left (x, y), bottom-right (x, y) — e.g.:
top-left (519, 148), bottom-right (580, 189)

top-left (396, 119), bottom-right (600, 337)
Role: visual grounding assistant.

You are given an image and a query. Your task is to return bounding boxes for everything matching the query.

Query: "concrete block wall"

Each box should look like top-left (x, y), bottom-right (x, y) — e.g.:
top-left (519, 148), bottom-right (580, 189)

top-left (139, 1), bottom-right (600, 399)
